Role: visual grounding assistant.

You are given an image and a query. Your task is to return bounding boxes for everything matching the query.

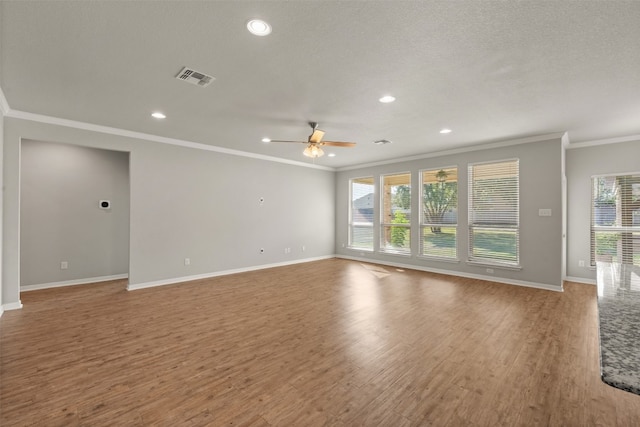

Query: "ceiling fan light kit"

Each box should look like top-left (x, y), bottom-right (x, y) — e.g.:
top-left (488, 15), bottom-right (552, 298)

top-left (303, 145), bottom-right (324, 158)
top-left (269, 121), bottom-right (356, 159)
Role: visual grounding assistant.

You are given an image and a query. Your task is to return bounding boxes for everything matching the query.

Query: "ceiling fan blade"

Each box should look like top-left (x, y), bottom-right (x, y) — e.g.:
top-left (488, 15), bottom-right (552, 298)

top-left (269, 140), bottom-right (307, 144)
top-left (309, 129), bottom-right (325, 143)
top-left (321, 141), bottom-right (357, 147)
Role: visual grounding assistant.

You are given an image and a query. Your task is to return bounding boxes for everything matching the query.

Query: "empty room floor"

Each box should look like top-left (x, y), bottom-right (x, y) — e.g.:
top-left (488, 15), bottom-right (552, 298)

top-left (2, 258), bottom-right (640, 426)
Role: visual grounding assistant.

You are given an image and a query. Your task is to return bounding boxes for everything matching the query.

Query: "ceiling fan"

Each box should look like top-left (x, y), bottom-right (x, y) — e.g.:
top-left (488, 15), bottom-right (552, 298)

top-left (270, 122), bottom-right (356, 158)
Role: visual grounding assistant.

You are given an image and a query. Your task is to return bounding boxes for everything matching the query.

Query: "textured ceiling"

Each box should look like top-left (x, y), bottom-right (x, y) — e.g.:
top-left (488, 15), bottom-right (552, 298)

top-left (1, 1), bottom-right (639, 168)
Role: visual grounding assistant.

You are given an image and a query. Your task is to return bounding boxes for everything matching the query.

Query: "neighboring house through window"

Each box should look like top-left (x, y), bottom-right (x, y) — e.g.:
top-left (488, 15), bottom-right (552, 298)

top-left (349, 177), bottom-right (374, 250)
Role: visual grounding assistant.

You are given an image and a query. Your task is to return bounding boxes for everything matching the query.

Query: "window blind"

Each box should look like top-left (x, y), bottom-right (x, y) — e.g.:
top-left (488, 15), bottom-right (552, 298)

top-left (468, 159), bottom-right (519, 266)
top-left (349, 177), bottom-right (374, 250)
top-left (591, 174), bottom-right (640, 266)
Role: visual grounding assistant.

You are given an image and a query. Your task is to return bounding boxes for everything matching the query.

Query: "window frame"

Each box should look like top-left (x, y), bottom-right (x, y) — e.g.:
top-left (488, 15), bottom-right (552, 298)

top-left (590, 172), bottom-right (640, 266)
top-left (348, 176), bottom-right (375, 251)
top-left (468, 158), bottom-right (520, 268)
top-left (379, 172), bottom-right (412, 256)
top-left (419, 165), bottom-right (459, 261)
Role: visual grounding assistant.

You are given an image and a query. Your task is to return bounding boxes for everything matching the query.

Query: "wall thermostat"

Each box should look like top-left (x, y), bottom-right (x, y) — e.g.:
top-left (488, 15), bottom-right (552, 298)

top-left (99, 200), bottom-right (111, 210)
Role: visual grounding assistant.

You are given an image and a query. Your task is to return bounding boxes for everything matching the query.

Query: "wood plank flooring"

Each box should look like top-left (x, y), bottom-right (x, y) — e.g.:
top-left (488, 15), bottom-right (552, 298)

top-left (2, 258), bottom-right (640, 426)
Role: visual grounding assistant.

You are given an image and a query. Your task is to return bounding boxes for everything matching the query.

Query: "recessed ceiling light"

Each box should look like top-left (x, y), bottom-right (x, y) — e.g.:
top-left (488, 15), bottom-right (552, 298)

top-left (151, 112), bottom-right (166, 119)
top-left (440, 128), bottom-right (452, 134)
top-left (261, 137), bottom-right (271, 143)
top-left (328, 153), bottom-right (336, 157)
top-left (379, 95), bottom-right (396, 103)
top-left (247, 19), bottom-right (272, 36)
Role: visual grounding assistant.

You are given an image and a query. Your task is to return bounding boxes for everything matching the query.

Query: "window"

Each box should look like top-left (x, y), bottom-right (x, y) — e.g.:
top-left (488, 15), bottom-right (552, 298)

top-left (380, 173), bottom-right (411, 254)
top-left (349, 177), bottom-right (374, 250)
top-left (468, 159), bottom-right (519, 267)
top-left (591, 174), bottom-right (640, 266)
top-left (420, 167), bottom-right (458, 259)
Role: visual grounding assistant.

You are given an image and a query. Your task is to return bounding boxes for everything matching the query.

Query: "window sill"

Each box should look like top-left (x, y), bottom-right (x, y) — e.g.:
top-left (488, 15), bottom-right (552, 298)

top-left (378, 250), bottom-right (412, 257)
top-left (346, 247), bottom-right (374, 252)
top-left (466, 260), bottom-right (522, 271)
top-left (417, 255), bottom-right (460, 264)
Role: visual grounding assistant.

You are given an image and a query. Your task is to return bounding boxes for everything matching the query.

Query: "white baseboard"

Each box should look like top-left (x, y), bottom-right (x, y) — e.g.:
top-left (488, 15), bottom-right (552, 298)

top-left (21, 274), bottom-right (129, 292)
top-left (564, 275), bottom-right (596, 285)
top-left (336, 255), bottom-right (564, 292)
top-left (127, 255), bottom-right (335, 291)
top-left (2, 300), bottom-right (23, 311)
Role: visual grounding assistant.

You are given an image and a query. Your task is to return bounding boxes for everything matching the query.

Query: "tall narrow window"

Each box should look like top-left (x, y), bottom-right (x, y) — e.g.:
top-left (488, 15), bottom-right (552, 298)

top-left (421, 167), bottom-right (458, 259)
top-left (468, 159), bottom-right (519, 266)
top-left (349, 177), bottom-right (374, 250)
top-left (591, 174), bottom-right (640, 266)
top-left (380, 173), bottom-right (411, 254)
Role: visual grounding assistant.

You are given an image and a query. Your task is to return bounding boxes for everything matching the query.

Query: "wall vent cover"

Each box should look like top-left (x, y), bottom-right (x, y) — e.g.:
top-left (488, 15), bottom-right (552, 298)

top-left (175, 67), bottom-right (215, 87)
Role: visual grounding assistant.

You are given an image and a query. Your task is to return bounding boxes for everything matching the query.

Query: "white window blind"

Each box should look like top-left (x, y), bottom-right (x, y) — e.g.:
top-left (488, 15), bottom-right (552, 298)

top-left (349, 177), bottom-right (374, 250)
top-left (420, 167), bottom-right (458, 259)
top-left (591, 174), bottom-right (640, 266)
top-left (468, 159), bottom-right (519, 266)
top-left (380, 173), bottom-right (411, 254)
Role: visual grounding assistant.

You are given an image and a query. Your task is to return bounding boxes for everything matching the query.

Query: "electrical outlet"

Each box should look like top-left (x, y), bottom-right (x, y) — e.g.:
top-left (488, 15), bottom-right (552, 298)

top-left (60, 261), bottom-right (68, 270)
top-left (486, 268), bottom-right (494, 274)
top-left (184, 258), bottom-right (190, 266)
top-left (302, 245), bottom-right (306, 252)
top-left (578, 260), bottom-right (585, 267)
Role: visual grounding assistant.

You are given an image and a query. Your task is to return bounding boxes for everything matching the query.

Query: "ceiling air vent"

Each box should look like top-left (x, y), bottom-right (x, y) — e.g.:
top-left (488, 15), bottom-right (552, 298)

top-left (175, 67), bottom-right (215, 87)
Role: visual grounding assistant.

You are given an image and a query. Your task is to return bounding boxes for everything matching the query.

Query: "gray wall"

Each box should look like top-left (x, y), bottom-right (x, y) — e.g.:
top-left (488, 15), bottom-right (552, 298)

top-left (335, 136), bottom-right (564, 289)
top-left (565, 139), bottom-right (640, 281)
top-left (20, 140), bottom-right (129, 286)
top-left (0, 109), bottom-right (4, 310)
top-left (3, 117), bottom-right (335, 305)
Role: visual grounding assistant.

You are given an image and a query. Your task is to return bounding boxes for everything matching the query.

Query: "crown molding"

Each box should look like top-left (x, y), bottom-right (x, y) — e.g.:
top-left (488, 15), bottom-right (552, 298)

top-left (566, 134), bottom-right (640, 150)
top-left (336, 132), bottom-right (567, 171)
top-left (4, 108), bottom-right (336, 171)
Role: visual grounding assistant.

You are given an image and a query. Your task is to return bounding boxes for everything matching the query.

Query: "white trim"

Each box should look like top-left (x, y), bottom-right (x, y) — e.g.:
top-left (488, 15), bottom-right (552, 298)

top-left (0, 306), bottom-right (3, 318)
top-left (336, 132), bottom-right (566, 171)
top-left (127, 256), bottom-right (335, 291)
top-left (567, 134), bottom-right (640, 149)
top-left (0, 85), bottom-right (9, 115)
top-left (5, 109), bottom-right (335, 172)
top-left (2, 300), bottom-right (24, 311)
top-left (336, 255), bottom-right (564, 292)
top-left (564, 275), bottom-right (596, 285)
top-left (21, 274), bottom-right (129, 292)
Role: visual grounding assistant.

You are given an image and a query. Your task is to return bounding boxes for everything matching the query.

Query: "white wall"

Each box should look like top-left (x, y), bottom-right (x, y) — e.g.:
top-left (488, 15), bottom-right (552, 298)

top-left (565, 139), bottom-right (640, 282)
top-left (2, 117), bottom-right (336, 305)
top-left (335, 136), bottom-right (565, 290)
top-left (20, 140), bottom-right (129, 287)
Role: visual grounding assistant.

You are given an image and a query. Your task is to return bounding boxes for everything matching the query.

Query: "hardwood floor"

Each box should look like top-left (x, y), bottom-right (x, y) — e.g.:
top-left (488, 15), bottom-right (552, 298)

top-left (2, 258), bottom-right (640, 426)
